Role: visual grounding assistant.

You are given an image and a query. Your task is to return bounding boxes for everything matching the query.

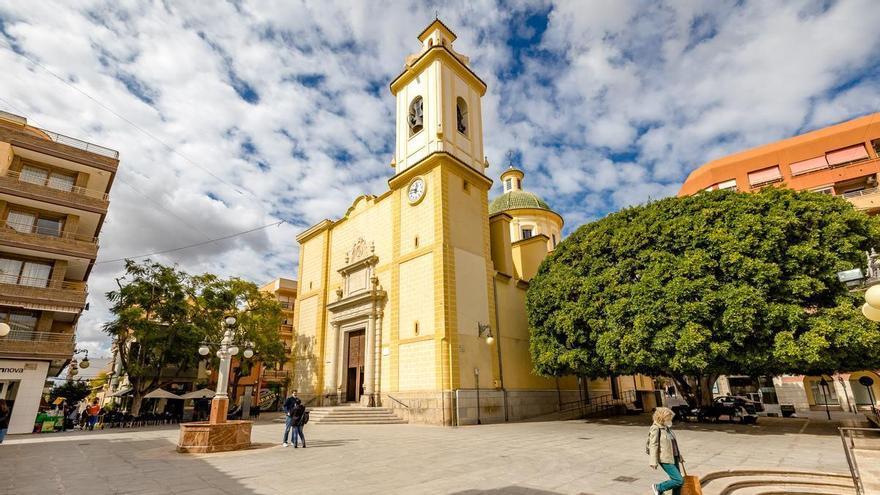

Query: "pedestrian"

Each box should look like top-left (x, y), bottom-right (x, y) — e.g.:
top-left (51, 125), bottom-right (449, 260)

top-left (86, 398), bottom-right (101, 431)
top-left (647, 406), bottom-right (685, 495)
top-left (291, 401), bottom-right (307, 448)
top-left (0, 399), bottom-right (10, 444)
top-left (67, 404), bottom-right (80, 430)
top-left (281, 390), bottom-right (301, 447)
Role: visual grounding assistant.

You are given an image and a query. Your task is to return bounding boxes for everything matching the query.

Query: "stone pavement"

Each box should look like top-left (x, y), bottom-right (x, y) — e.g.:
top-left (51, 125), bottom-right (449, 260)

top-left (0, 415), bottom-right (866, 495)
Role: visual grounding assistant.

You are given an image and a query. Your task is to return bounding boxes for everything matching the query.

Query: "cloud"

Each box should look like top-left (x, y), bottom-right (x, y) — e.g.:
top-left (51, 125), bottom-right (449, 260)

top-left (0, 0), bottom-right (877, 356)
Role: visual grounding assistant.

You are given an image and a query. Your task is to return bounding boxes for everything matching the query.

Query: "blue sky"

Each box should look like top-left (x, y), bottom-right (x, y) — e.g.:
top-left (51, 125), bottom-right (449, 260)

top-left (1, 0), bottom-right (879, 355)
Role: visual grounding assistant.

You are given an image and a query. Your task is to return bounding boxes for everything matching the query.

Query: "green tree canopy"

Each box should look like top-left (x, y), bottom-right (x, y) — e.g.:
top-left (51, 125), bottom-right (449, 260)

top-left (49, 380), bottom-right (90, 405)
top-left (104, 260), bottom-right (284, 414)
top-left (527, 188), bottom-right (880, 403)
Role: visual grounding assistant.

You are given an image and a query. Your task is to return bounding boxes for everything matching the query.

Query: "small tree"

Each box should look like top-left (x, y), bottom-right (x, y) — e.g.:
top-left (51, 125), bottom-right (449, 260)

top-left (104, 260), bottom-right (284, 414)
top-left (49, 381), bottom-right (90, 405)
top-left (104, 260), bottom-right (207, 415)
top-left (528, 188), bottom-right (880, 406)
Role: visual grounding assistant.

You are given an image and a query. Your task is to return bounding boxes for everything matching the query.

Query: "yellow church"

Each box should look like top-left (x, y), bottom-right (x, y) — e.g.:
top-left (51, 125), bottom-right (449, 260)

top-left (291, 20), bottom-right (653, 425)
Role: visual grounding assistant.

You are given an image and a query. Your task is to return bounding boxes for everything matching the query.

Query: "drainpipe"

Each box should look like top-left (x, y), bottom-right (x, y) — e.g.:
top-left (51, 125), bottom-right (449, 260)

top-left (491, 276), bottom-right (508, 422)
top-left (443, 336), bottom-right (457, 427)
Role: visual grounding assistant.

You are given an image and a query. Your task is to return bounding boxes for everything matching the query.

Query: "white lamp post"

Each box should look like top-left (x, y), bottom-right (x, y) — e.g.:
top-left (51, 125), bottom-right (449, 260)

top-left (197, 315), bottom-right (255, 423)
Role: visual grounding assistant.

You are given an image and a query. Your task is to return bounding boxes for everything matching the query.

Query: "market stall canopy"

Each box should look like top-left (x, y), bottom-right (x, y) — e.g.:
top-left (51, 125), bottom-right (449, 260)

top-left (109, 387), bottom-right (133, 397)
top-left (181, 388), bottom-right (215, 400)
top-left (143, 388), bottom-right (182, 400)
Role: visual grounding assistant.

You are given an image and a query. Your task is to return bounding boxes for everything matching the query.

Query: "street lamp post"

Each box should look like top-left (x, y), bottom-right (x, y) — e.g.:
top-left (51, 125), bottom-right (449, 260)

top-left (198, 315), bottom-right (254, 424)
top-left (474, 367), bottom-right (481, 425)
top-left (819, 377), bottom-right (832, 421)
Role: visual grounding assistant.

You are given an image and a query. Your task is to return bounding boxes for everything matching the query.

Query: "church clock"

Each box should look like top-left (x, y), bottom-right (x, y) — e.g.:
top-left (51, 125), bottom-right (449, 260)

top-left (407, 177), bottom-right (426, 205)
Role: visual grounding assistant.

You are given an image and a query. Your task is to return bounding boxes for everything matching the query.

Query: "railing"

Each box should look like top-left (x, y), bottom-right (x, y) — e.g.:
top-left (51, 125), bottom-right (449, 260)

top-left (520, 389), bottom-right (641, 422)
top-left (279, 324), bottom-right (294, 333)
top-left (0, 219), bottom-right (98, 244)
top-left (386, 394), bottom-right (410, 409)
top-left (2, 169), bottom-right (110, 201)
top-left (261, 370), bottom-right (289, 380)
top-left (36, 128), bottom-right (119, 159)
top-left (0, 275), bottom-right (86, 292)
top-left (843, 187), bottom-right (880, 199)
top-left (2, 330), bottom-right (75, 343)
top-left (839, 427), bottom-right (880, 495)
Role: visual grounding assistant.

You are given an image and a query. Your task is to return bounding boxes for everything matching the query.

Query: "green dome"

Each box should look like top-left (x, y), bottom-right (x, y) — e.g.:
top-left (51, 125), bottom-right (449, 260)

top-left (489, 190), bottom-right (553, 215)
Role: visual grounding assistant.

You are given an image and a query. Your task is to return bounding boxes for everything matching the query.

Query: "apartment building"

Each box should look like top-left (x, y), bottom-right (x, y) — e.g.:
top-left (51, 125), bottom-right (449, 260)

top-left (0, 111), bottom-right (118, 434)
top-left (680, 112), bottom-right (880, 415)
top-left (257, 277), bottom-right (297, 410)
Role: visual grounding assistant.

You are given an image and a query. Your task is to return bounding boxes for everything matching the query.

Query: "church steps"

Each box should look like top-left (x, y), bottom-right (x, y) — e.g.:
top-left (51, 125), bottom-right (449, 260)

top-left (274, 407), bottom-right (407, 425)
top-left (699, 469), bottom-right (855, 495)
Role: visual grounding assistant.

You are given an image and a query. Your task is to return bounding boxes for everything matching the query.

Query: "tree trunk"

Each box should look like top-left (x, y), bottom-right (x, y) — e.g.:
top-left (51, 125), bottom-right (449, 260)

top-left (131, 392), bottom-right (144, 416)
top-left (671, 374), bottom-right (718, 407)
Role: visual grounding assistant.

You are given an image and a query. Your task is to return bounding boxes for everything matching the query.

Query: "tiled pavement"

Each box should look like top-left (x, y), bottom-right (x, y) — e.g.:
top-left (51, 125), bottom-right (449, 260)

top-left (0, 415), bottom-right (867, 495)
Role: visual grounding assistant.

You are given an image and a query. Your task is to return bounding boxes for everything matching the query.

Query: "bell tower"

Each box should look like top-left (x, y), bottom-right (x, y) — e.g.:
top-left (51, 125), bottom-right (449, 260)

top-left (390, 19), bottom-right (487, 175)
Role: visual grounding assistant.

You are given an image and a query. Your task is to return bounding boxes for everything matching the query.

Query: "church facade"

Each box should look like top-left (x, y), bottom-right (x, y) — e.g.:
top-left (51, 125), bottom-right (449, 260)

top-left (292, 20), bottom-right (652, 425)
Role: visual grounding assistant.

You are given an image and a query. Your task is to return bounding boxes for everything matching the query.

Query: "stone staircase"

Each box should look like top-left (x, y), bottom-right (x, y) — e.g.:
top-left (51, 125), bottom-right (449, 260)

top-left (699, 469), bottom-right (856, 495)
top-left (275, 406), bottom-right (406, 425)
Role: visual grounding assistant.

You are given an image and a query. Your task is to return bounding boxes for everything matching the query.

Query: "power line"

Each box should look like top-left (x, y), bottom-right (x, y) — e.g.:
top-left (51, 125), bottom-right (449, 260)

top-left (0, 39), bottom-right (265, 204)
top-left (95, 220), bottom-right (285, 264)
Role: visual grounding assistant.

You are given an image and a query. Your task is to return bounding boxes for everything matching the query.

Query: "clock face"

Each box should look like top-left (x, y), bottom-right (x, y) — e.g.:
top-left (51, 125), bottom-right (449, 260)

top-left (408, 178), bottom-right (426, 204)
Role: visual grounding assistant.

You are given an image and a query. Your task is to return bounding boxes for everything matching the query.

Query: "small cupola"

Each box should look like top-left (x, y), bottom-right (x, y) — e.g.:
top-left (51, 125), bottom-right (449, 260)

top-left (500, 166), bottom-right (525, 193)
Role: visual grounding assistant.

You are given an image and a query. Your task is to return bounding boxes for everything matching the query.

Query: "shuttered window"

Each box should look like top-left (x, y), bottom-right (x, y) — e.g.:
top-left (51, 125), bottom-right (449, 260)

top-left (789, 156), bottom-right (829, 175)
top-left (826, 144), bottom-right (869, 166)
top-left (747, 166), bottom-right (782, 187)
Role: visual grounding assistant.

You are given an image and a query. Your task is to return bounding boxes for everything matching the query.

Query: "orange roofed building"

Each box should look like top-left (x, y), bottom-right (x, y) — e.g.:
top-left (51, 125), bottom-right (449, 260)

top-left (679, 113), bottom-right (880, 416)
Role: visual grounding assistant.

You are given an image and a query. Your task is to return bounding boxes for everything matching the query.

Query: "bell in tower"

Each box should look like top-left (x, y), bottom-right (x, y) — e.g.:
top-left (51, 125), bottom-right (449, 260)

top-left (390, 19), bottom-right (487, 175)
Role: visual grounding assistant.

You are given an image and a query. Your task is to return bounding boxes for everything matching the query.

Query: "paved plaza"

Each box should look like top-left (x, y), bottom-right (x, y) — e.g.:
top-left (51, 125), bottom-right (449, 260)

top-left (0, 415), bottom-right (866, 495)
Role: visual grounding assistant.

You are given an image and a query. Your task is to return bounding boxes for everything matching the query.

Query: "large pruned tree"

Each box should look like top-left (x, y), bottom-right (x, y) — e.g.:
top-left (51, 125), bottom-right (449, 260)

top-left (527, 188), bottom-right (880, 406)
top-left (104, 260), bottom-right (284, 415)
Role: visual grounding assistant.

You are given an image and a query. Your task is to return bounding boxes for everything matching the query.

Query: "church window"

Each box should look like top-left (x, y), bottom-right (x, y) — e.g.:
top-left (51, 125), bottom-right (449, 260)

top-left (463, 179), bottom-right (470, 192)
top-left (456, 97), bottom-right (468, 135)
top-left (516, 178), bottom-right (521, 189)
top-left (408, 96), bottom-right (424, 135)
top-left (505, 178), bottom-right (512, 191)
top-left (552, 234), bottom-right (557, 247)
top-left (521, 228), bottom-right (533, 239)
top-left (414, 321), bottom-right (420, 335)
top-left (414, 236), bottom-right (419, 248)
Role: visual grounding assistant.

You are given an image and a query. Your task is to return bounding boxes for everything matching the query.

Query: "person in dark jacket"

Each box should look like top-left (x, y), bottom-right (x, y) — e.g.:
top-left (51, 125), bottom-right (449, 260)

top-left (0, 399), bottom-right (10, 443)
top-left (281, 391), bottom-right (301, 447)
top-left (291, 402), bottom-right (306, 448)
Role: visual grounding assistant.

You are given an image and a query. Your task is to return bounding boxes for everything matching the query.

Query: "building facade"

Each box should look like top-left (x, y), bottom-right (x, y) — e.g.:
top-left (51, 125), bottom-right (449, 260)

top-left (292, 20), bottom-right (652, 425)
top-left (679, 112), bottom-right (880, 414)
top-left (256, 277), bottom-right (297, 410)
top-left (0, 111), bottom-right (118, 433)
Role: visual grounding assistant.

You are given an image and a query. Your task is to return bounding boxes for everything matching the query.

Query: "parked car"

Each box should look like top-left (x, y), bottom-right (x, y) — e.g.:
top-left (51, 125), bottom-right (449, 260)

top-left (699, 396), bottom-right (758, 424)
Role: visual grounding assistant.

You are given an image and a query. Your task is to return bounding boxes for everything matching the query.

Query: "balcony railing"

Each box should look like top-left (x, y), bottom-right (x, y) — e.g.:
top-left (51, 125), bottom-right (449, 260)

top-left (0, 276), bottom-right (87, 307)
top-left (0, 330), bottom-right (76, 358)
top-left (36, 128), bottom-right (119, 159)
top-left (2, 169), bottom-right (110, 201)
top-left (0, 220), bottom-right (98, 258)
top-left (280, 324), bottom-right (294, 334)
top-left (262, 369), bottom-right (290, 380)
top-left (843, 187), bottom-right (880, 199)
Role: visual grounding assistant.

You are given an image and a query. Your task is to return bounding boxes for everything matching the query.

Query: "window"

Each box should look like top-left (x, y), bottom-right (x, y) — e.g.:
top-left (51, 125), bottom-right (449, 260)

top-left (747, 166), bottom-right (782, 188)
top-left (552, 233), bottom-right (557, 247)
top-left (872, 139), bottom-right (880, 157)
top-left (809, 379), bottom-right (838, 405)
top-left (521, 228), bottom-right (533, 239)
top-left (0, 257), bottom-right (52, 287)
top-left (20, 165), bottom-right (75, 192)
top-left (408, 96), bottom-right (423, 135)
top-left (0, 309), bottom-right (38, 333)
top-left (456, 97), bottom-right (468, 135)
top-left (516, 178), bottom-right (521, 189)
top-left (717, 179), bottom-right (737, 191)
top-left (789, 156), bottom-right (829, 176)
top-left (505, 178), bottom-right (512, 191)
top-left (850, 378), bottom-right (876, 406)
top-left (812, 186), bottom-right (834, 195)
top-left (826, 144), bottom-right (869, 167)
top-left (462, 180), bottom-right (470, 192)
top-left (5, 210), bottom-right (63, 237)
top-left (414, 321), bottom-right (419, 336)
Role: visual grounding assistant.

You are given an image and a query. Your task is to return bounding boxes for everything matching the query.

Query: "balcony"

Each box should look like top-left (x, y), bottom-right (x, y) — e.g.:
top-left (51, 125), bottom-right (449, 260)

top-left (0, 276), bottom-right (87, 311)
top-left (0, 330), bottom-right (75, 360)
top-left (0, 219), bottom-right (98, 259)
top-left (843, 187), bottom-right (880, 213)
top-left (0, 169), bottom-right (110, 213)
top-left (279, 324), bottom-right (294, 335)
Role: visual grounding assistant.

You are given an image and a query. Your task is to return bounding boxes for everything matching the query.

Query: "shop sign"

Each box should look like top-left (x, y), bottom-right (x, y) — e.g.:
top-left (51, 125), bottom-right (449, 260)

top-left (0, 367), bottom-right (25, 374)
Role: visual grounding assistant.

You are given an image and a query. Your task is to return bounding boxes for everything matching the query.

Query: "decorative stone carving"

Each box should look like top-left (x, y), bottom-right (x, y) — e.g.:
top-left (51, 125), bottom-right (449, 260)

top-left (346, 237), bottom-right (375, 264)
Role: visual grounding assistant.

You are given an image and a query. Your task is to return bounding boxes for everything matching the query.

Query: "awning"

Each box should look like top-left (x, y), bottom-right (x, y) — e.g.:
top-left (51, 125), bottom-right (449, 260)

top-left (181, 388), bottom-right (215, 400)
top-left (143, 388), bottom-right (182, 400)
top-left (0, 299), bottom-right (81, 314)
top-left (109, 387), bottom-right (133, 397)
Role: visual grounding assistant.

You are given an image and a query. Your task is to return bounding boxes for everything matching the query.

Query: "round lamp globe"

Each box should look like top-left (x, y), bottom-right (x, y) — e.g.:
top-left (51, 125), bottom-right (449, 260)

top-left (862, 303), bottom-right (880, 322)
top-left (866, 285), bottom-right (880, 309)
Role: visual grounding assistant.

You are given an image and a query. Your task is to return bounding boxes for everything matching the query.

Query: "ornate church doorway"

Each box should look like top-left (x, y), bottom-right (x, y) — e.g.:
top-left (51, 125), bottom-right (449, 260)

top-left (345, 330), bottom-right (366, 403)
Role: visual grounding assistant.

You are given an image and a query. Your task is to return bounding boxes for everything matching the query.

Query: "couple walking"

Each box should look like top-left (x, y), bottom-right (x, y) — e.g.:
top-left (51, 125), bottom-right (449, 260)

top-left (281, 390), bottom-right (307, 448)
